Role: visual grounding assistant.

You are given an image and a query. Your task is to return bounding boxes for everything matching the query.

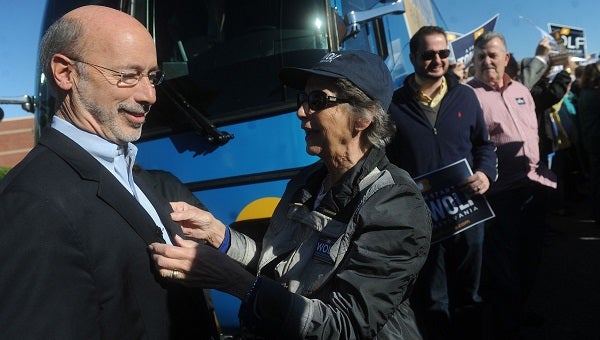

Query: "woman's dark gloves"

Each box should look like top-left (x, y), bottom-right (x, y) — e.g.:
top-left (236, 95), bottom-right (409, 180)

top-left (189, 243), bottom-right (256, 300)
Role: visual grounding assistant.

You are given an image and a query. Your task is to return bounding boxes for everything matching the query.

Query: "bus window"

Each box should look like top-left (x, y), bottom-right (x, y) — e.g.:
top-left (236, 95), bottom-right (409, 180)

top-left (143, 0), bottom-right (331, 141)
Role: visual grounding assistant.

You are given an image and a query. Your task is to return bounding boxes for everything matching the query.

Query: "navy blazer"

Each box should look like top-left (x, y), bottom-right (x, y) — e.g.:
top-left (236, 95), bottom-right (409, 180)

top-left (0, 127), bottom-right (216, 339)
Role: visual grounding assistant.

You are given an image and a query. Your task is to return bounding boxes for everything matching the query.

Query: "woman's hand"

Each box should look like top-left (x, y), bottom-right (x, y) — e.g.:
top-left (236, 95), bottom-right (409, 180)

top-left (170, 201), bottom-right (227, 248)
top-left (149, 235), bottom-right (256, 300)
top-left (149, 235), bottom-right (199, 282)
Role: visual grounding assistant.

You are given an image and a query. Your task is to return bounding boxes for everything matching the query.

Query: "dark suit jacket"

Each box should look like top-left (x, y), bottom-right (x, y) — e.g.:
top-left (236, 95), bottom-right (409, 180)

top-left (0, 127), bottom-right (216, 339)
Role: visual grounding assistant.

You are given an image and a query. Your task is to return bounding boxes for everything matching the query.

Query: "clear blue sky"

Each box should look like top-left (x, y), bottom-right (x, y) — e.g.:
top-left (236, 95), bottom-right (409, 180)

top-left (1, 0), bottom-right (599, 120)
top-left (0, 0), bottom-right (45, 120)
top-left (433, 0), bottom-right (600, 61)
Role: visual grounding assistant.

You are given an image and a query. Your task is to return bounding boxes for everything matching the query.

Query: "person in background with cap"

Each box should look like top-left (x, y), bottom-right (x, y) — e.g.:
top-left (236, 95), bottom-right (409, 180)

top-left (386, 26), bottom-right (497, 340)
top-left (148, 50), bottom-right (433, 339)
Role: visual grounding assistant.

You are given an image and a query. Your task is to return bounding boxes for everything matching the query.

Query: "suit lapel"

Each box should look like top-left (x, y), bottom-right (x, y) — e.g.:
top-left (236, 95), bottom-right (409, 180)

top-left (135, 173), bottom-right (184, 240)
top-left (39, 127), bottom-right (166, 245)
top-left (96, 173), bottom-right (165, 244)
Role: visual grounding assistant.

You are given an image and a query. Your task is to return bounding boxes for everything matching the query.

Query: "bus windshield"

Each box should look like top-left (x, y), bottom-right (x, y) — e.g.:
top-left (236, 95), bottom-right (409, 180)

top-left (149, 0), bottom-right (330, 132)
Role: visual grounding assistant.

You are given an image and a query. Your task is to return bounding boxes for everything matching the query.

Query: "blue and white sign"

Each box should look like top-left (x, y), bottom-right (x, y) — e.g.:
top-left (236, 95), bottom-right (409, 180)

top-left (548, 23), bottom-right (586, 58)
top-left (449, 14), bottom-right (499, 67)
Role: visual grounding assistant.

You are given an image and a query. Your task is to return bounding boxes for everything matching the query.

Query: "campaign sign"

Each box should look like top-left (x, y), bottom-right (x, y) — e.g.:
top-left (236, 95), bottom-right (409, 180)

top-left (413, 159), bottom-right (495, 243)
top-left (450, 14), bottom-right (499, 67)
top-left (548, 23), bottom-right (586, 58)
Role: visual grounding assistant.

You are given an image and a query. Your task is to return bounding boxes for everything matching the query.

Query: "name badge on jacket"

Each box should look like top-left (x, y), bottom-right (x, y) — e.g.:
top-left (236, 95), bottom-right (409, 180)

top-left (313, 237), bottom-right (335, 265)
top-left (515, 97), bottom-right (526, 105)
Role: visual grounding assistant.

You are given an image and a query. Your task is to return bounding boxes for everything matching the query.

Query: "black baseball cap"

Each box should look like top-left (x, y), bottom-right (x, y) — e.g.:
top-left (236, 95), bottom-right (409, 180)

top-left (279, 50), bottom-right (393, 110)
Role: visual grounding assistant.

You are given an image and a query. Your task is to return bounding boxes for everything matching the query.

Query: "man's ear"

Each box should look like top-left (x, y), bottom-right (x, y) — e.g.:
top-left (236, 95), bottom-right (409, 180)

top-left (51, 54), bottom-right (76, 91)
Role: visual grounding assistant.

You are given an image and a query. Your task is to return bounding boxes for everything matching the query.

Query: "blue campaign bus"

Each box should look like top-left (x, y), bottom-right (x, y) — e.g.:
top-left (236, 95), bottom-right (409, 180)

top-left (21, 0), bottom-right (437, 336)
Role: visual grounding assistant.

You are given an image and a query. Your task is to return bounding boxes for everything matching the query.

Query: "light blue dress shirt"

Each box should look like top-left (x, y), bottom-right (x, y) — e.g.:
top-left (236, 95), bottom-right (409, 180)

top-left (51, 116), bottom-right (173, 245)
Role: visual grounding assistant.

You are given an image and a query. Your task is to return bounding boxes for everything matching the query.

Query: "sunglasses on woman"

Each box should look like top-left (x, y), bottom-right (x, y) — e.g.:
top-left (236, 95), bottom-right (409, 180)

top-left (297, 90), bottom-right (352, 111)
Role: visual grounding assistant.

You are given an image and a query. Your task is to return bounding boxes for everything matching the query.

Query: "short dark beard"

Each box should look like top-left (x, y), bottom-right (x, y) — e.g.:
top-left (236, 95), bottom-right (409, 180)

top-left (415, 67), bottom-right (444, 81)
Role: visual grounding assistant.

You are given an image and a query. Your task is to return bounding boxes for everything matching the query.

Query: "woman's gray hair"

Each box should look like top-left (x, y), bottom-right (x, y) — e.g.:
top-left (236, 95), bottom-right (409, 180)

top-left (334, 78), bottom-right (396, 149)
top-left (39, 15), bottom-right (86, 96)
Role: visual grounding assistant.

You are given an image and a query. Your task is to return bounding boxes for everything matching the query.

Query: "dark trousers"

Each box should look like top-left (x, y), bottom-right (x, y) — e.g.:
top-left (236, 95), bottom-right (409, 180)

top-left (588, 153), bottom-right (600, 222)
top-left (481, 183), bottom-right (548, 339)
top-left (412, 224), bottom-right (484, 340)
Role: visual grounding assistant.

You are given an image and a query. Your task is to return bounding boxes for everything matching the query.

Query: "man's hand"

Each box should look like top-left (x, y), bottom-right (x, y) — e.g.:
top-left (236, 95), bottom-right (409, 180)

top-left (451, 62), bottom-right (467, 80)
top-left (459, 171), bottom-right (490, 195)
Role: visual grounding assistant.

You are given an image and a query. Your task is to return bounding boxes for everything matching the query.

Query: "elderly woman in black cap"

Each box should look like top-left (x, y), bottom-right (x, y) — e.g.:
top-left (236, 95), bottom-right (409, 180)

top-left (149, 50), bottom-right (432, 339)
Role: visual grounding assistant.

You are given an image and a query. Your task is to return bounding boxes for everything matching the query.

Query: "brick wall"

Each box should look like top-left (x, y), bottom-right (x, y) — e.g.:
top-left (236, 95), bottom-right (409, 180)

top-left (0, 116), bottom-right (35, 167)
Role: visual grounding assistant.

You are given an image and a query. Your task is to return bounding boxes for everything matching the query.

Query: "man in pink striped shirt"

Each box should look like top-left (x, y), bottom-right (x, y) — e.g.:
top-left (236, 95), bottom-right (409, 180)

top-left (467, 31), bottom-right (556, 339)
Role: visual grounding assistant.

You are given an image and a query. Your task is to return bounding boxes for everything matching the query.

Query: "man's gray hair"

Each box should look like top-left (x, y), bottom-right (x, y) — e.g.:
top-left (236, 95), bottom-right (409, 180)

top-left (334, 78), bottom-right (396, 149)
top-left (39, 16), bottom-right (85, 96)
top-left (474, 31), bottom-right (508, 53)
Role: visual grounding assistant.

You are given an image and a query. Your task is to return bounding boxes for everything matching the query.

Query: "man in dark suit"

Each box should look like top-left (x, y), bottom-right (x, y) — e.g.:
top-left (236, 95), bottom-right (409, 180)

top-left (0, 5), bottom-right (217, 339)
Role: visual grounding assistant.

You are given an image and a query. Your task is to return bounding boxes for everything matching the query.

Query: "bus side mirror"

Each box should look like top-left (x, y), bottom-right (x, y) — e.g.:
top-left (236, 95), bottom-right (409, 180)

top-left (341, 1), bottom-right (405, 43)
top-left (0, 95), bottom-right (35, 115)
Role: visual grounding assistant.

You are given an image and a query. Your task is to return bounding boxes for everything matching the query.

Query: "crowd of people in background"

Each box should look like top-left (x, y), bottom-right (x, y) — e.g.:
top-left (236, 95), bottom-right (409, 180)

top-left (427, 29), bottom-right (599, 339)
top-left (449, 33), bottom-right (598, 221)
top-left (387, 26), bottom-right (496, 340)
